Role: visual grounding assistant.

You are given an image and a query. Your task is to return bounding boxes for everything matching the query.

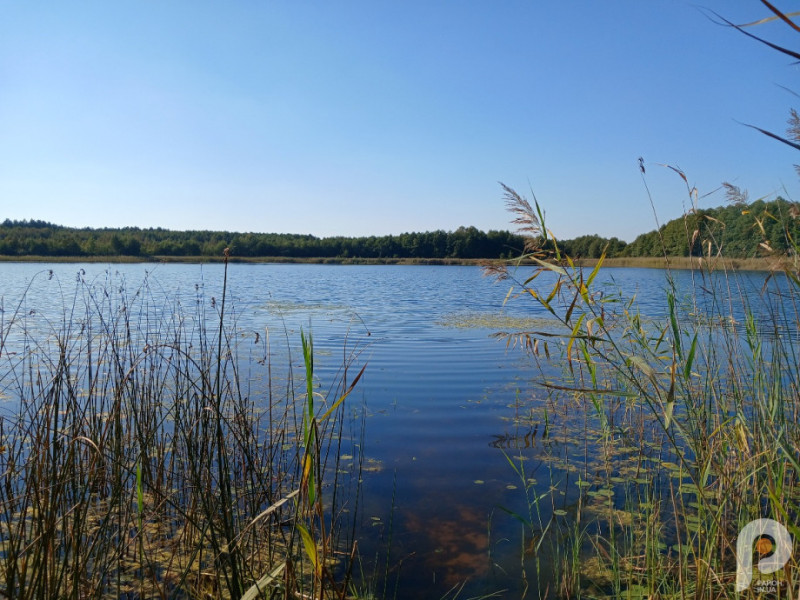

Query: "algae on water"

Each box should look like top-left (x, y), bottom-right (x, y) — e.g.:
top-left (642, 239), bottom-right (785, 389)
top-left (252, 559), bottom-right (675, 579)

top-left (436, 312), bottom-right (560, 331)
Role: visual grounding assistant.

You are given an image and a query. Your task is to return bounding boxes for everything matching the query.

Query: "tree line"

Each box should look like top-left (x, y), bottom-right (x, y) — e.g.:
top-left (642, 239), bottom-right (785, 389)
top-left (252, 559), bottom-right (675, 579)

top-left (623, 197), bottom-right (800, 258)
top-left (1, 197), bottom-right (796, 260)
top-left (0, 222), bottom-right (535, 259)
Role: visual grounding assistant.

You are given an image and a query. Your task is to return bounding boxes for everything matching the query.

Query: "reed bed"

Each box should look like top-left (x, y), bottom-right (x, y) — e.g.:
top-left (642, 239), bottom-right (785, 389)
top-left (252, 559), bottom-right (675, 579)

top-left (0, 256), bottom-right (365, 599)
top-left (489, 184), bottom-right (800, 599)
top-left (572, 256), bottom-right (794, 272)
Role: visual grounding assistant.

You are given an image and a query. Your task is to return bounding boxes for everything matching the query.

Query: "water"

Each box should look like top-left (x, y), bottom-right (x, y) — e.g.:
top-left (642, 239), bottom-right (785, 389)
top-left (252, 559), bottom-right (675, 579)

top-left (0, 261), bottom-right (792, 598)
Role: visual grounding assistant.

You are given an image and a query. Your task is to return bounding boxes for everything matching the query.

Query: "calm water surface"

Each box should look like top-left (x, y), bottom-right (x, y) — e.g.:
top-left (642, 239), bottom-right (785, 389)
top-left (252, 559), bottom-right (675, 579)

top-left (0, 262), bottom-right (788, 598)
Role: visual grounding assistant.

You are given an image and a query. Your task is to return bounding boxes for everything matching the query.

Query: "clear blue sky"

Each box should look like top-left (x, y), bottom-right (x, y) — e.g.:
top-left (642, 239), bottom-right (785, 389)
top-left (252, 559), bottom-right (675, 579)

top-left (1, 2), bottom-right (798, 242)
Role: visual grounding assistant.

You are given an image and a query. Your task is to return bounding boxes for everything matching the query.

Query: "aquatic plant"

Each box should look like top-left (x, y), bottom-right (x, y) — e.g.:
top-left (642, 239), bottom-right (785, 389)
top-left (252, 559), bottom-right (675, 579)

top-left (489, 178), bottom-right (800, 598)
top-left (485, 5), bottom-right (800, 596)
top-left (0, 255), bottom-right (366, 598)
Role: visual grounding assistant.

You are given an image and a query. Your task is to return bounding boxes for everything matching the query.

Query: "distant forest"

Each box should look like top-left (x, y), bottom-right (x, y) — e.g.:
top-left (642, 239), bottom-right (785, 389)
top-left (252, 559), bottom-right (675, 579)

top-left (0, 198), bottom-right (797, 260)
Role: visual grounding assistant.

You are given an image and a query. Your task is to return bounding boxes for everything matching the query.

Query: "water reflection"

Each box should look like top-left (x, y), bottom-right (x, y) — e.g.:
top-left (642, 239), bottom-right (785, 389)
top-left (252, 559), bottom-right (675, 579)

top-left (402, 505), bottom-right (491, 587)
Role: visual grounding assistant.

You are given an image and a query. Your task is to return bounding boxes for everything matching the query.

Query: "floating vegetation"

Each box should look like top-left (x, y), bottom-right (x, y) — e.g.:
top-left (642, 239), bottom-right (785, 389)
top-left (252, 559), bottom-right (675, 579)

top-left (437, 312), bottom-right (560, 331)
top-left (259, 299), bottom-right (351, 315)
top-left (362, 458), bottom-right (384, 473)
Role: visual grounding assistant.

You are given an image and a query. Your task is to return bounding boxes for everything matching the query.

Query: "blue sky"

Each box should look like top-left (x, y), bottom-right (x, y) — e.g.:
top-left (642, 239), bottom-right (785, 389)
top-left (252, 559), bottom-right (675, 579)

top-left (1, 2), bottom-right (798, 241)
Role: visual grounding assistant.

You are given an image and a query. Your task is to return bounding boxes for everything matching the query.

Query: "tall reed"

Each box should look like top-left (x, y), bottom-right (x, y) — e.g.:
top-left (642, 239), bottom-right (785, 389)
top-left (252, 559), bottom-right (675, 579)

top-left (0, 257), bottom-right (365, 599)
top-left (489, 183), bottom-right (800, 598)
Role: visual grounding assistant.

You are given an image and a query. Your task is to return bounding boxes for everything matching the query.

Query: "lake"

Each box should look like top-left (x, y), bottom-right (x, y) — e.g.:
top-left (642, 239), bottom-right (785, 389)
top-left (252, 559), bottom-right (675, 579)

top-left (0, 261), bottom-right (790, 598)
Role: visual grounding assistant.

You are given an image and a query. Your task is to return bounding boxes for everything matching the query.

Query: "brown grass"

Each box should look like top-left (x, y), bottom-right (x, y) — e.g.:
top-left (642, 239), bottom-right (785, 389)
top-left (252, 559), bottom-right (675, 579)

top-left (573, 255), bottom-right (794, 271)
top-left (1, 254), bottom-right (793, 271)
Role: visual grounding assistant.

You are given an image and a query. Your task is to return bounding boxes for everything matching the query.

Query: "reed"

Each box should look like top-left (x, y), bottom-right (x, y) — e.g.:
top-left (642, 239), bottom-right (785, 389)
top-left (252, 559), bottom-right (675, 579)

top-left (489, 182), bottom-right (800, 598)
top-left (0, 255), bottom-right (366, 599)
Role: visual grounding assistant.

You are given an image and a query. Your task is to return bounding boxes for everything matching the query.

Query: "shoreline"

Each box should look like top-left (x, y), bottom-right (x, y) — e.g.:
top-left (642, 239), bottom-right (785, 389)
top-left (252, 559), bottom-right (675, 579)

top-left (573, 256), bottom-right (796, 272)
top-left (0, 254), bottom-right (794, 271)
top-left (0, 255), bottom-right (493, 266)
